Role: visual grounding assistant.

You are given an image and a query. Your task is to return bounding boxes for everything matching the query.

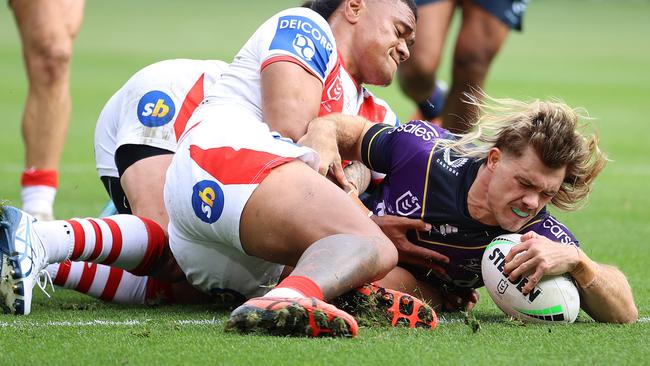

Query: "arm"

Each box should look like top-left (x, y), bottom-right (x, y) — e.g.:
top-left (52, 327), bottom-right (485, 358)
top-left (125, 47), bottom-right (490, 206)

top-left (571, 250), bottom-right (638, 324)
top-left (298, 113), bottom-right (375, 186)
top-left (299, 113), bottom-right (375, 162)
top-left (504, 231), bottom-right (638, 323)
top-left (261, 62), bottom-right (322, 142)
top-left (343, 161), bottom-right (371, 194)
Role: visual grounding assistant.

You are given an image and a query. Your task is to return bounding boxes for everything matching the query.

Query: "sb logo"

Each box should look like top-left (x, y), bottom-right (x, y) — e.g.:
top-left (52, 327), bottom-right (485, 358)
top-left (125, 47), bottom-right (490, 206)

top-left (191, 180), bottom-right (224, 224)
top-left (137, 90), bottom-right (176, 127)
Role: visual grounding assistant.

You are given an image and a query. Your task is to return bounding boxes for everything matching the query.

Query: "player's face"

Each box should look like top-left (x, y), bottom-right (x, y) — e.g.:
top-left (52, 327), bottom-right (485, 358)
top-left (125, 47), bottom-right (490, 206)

top-left (486, 146), bottom-right (566, 232)
top-left (354, 0), bottom-right (416, 86)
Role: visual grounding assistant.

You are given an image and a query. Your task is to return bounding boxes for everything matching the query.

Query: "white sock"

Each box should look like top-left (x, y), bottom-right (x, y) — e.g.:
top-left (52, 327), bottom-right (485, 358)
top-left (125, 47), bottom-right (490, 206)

top-left (33, 221), bottom-right (74, 264)
top-left (263, 287), bottom-right (305, 298)
top-left (21, 185), bottom-right (56, 219)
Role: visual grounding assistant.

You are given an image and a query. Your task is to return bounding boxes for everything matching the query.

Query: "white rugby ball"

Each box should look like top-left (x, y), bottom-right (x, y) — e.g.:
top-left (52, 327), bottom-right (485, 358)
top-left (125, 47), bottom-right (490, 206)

top-left (481, 234), bottom-right (580, 324)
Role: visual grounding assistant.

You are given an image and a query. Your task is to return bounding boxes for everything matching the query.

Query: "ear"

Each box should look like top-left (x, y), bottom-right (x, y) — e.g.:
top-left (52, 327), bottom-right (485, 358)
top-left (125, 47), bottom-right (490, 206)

top-left (486, 147), bottom-right (501, 172)
top-left (343, 0), bottom-right (365, 23)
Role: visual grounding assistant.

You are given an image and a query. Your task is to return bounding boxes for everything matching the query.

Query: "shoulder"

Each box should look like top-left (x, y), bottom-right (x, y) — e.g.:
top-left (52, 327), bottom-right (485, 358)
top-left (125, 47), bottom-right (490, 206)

top-left (520, 209), bottom-right (579, 246)
top-left (388, 120), bottom-right (450, 146)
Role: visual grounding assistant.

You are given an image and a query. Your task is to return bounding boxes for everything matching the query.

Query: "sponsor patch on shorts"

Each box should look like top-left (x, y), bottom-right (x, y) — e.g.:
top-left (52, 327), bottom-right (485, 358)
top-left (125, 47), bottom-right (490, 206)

top-left (269, 15), bottom-right (333, 78)
top-left (137, 90), bottom-right (176, 127)
top-left (191, 180), bottom-right (224, 224)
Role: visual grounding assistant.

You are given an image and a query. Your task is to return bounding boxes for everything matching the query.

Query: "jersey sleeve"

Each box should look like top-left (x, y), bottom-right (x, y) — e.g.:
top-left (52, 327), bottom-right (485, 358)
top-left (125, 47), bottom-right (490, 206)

top-left (360, 123), bottom-right (396, 174)
top-left (257, 8), bottom-right (337, 84)
top-left (520, 210), bottom-right (580, 247)
top-left (361, 120), bottom-right (448, 174)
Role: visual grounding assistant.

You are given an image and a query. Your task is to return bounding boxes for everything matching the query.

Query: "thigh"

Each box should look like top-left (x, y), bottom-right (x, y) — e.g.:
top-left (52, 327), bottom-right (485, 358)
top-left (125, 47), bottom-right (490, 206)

top-left (240, 160), bottom-right (384, 266)
top-left (472, 0), bottom-right (528, 31)
top-left (455, 0), bottom-right (510, 60)
top-left (10, 0), bottom-right (84, 48)
top-left (120, 153), bottom-right (174, 230)
top-left (403, 0), bottom-right (456, 72)
top-left (163, 104), bottom-right (321, 255)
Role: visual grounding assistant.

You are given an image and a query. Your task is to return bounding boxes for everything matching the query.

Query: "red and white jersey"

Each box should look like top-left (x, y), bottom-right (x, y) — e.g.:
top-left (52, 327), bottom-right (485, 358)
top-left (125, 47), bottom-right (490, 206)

top-left (94, 59), bottom-right (227, 178)
top-left (204, 7), bottom-right (398, 128)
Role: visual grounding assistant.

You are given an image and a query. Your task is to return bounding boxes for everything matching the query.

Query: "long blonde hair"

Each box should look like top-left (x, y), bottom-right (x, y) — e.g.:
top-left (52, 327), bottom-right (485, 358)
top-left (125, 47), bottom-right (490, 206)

top-left (440, 92), bottom-right (608, 211)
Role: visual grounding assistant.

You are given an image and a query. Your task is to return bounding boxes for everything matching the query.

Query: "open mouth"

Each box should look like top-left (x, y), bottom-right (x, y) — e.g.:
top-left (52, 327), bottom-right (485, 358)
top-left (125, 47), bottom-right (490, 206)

top-left (511, 207), bottom-right (529, 218)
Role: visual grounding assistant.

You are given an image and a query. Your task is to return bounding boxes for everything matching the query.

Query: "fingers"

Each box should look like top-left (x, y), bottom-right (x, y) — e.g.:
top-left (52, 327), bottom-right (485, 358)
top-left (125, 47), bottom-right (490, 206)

top-left (399, 239), bottom-right (450, 264)
top-left (392, 215), bottom-right (432, 231)
top-left (329, 162), bottom-right (349, 190)
top-left (504, 240), bottom-right (531, 263)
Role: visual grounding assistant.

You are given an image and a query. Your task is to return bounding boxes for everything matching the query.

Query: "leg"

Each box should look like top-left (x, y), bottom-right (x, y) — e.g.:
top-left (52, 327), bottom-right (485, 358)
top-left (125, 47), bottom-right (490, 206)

top-left (239, 161), bottom-right (397, 300)
top-left (45, 261), bottom-right (209, 305)
top-left (11, 0), bottom-right (85, 219)
top-left (120, 154), bottom-right (174, 232)
top-left (442, 0), bottom-right (510, 132)
top-left (398, 0), bottom-right (456, 117)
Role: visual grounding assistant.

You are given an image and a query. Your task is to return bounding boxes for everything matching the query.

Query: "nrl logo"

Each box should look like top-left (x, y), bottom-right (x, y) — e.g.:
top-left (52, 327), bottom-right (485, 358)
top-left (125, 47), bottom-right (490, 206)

top-left (395, 191), bottom-right (421, 216)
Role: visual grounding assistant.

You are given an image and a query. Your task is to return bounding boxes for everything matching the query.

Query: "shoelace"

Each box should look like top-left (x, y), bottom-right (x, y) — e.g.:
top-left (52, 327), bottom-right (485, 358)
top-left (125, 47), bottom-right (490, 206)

top-left (36, 269), bottom-right (54, 298)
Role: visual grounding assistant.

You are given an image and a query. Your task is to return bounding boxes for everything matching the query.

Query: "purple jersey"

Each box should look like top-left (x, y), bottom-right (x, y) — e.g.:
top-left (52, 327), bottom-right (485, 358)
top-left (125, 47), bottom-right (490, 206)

top-left (361, 121), bottom-right (578, 290)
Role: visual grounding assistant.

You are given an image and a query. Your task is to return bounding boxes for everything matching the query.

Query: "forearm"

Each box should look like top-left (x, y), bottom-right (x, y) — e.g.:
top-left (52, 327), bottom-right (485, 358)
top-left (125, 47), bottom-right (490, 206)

top-left (571, 250), bottom-right (638, 323)
top-left (343, 161), bottom-right (371, 194)
top-left (306, 114), bottom-right (372, 161)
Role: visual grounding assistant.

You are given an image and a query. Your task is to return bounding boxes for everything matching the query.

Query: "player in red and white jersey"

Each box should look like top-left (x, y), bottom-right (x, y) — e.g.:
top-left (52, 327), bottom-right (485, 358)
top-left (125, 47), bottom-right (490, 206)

top-left (94, 59), bottom-right (227, 228)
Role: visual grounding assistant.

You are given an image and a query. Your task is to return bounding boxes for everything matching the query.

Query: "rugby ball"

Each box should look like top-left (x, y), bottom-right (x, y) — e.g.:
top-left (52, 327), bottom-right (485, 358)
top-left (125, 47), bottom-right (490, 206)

top-left (481, 234), bottom-right (580, 324)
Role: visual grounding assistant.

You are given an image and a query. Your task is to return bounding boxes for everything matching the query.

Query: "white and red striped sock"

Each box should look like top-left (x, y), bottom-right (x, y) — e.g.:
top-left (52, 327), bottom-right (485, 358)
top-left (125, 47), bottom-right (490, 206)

top-left (46, 260), bottom-right (147, 304)
top-left (35, 215), bottom-right (167, 276)
top-left (46, 261), bottom-right (175, 304)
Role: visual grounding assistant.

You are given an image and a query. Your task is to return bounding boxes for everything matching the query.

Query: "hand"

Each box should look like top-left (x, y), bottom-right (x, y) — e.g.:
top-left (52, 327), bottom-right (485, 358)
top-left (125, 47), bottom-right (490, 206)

top-left (297, 118), bottom-right (349, 189)
top-left (503, 231), bottom-right (581, 294)
top-left (442, 288), bottom-right (479, 312)
top-left (371, 215), bottom-right (450, 275)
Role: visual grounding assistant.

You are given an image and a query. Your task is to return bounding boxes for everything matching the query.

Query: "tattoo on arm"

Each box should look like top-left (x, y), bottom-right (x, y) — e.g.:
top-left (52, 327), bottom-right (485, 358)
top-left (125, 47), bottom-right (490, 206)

top-left (343, 161), bottom-right (371, 193)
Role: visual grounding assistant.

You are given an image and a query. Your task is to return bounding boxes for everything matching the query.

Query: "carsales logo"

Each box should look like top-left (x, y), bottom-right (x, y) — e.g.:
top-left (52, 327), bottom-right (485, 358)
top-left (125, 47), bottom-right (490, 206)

top-left (137, 90), bottom-right (176, 127)
top-left (191, 180), bottom-right (224, 224)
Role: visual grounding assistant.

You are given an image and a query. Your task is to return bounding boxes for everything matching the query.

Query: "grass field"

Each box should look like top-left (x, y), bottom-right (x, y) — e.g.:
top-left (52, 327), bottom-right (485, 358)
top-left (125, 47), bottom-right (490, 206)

top-left (1, 1), bottom-right (649, 364)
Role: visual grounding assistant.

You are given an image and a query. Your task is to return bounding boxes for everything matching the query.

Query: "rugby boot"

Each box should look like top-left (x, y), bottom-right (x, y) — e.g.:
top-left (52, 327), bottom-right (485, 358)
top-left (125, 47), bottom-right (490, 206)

top-left (0, 206), bottom-right (52, 315)
top-left (225, 296), bottom-right (358, 337)
top-left (337, 283), bottom-right (438, 329)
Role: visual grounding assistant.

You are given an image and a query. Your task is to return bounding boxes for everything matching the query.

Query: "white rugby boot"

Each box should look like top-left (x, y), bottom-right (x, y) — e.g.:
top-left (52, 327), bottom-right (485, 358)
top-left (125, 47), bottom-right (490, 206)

top-left (0, 205), bottom-right (52, 315)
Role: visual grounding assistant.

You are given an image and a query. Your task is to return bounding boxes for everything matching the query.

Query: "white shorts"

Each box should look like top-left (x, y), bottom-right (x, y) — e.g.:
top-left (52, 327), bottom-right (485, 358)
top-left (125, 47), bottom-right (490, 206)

top-left (94, 59), bottom-right (227, 178)
top-left (164, 103), bottom-right (319, 298)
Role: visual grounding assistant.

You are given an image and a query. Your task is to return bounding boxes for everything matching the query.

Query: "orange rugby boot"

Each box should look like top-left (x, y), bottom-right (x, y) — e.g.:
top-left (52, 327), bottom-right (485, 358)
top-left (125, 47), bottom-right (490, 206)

top-left (225, 296), bottom-right (358, 337)
top-left (337, 283), bottom-right (438, 329)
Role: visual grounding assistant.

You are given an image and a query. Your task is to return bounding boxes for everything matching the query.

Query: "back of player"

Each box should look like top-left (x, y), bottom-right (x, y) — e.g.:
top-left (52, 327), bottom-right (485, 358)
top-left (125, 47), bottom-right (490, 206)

top-left (94, 59), bottom-right (227, 214)
top-left (95, 59), bottom-right (227, 181)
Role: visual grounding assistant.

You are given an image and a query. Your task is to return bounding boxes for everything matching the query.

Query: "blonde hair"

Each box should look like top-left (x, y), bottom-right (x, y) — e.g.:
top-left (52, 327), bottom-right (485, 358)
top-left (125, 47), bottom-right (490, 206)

top-left (440, 92), bottom-right (608, 211)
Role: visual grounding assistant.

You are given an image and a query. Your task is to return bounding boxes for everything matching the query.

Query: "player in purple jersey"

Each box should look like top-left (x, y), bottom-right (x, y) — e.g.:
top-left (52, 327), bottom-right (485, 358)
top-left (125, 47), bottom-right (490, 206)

top-left (299, 94), bottom-right (637, 323)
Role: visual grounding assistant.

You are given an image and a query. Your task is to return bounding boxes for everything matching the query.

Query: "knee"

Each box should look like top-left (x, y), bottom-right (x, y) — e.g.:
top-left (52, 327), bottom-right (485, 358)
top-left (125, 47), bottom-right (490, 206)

top-left (25, 41), bottom-right (73, 86)
top-left (365, 235), bottom-right (398, 280)
top-left (398, 61), bottom-right (438, 100)
top-left (452, 44), bottom-right (499, 81)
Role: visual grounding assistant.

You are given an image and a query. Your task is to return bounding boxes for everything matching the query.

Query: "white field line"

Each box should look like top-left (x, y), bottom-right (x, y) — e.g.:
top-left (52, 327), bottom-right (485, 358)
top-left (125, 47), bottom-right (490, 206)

top-left (0, 318), bottom-right (222, 328)
top-left (0, 317), bottom-right (647, 328)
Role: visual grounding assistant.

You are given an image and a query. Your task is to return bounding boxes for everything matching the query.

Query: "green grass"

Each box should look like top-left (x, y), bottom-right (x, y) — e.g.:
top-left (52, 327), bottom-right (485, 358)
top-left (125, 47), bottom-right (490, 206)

top-left (1, 1), bottom-right (649, 364)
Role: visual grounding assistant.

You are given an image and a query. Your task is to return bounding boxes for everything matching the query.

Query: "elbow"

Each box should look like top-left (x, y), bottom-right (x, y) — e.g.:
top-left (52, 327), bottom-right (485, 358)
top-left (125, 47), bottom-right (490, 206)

top-left (617, 304), bottom-right (639, 324)
top-left (602, 303), bottom-right (639, 324)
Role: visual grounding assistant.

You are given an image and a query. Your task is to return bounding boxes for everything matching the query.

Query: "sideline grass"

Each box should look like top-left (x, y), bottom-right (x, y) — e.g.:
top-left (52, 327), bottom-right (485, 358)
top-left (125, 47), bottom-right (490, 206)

top-left (1, 1), bottom-right (649, 364)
